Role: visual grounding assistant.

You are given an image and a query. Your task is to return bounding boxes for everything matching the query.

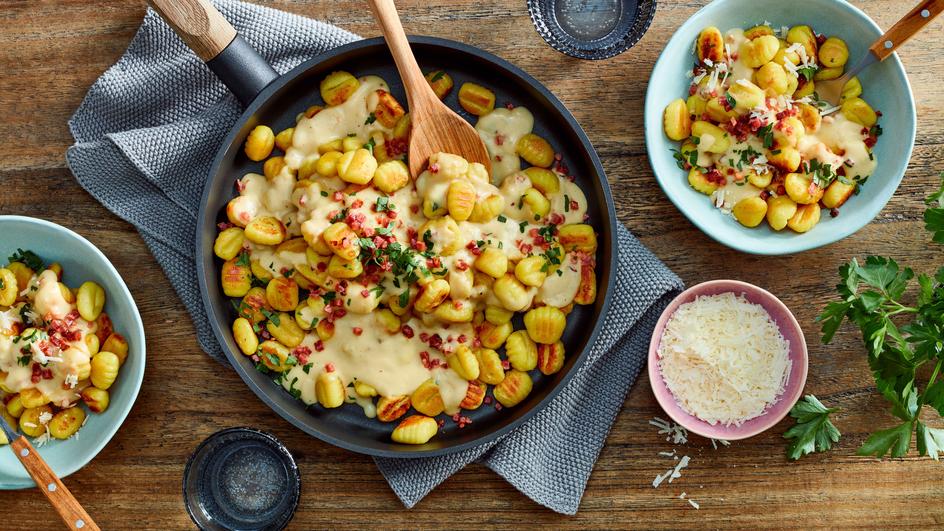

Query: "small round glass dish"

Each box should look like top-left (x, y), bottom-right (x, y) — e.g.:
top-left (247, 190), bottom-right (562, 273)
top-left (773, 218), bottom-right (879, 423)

top-left (183, 427), bottom-right (300, 531)
top-left (527, 0), bottom-right (657, 59)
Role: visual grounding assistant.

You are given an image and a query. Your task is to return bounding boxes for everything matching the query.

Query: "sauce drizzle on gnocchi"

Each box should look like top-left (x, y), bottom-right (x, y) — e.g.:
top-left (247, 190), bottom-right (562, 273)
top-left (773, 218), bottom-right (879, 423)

top-left (220, 71), bottom-right (599, 444)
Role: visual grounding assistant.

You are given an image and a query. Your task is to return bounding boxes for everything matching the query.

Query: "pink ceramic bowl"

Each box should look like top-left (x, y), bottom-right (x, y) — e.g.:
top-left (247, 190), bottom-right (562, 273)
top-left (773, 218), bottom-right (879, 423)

top-left (647, 280), bottom-right (808, 440)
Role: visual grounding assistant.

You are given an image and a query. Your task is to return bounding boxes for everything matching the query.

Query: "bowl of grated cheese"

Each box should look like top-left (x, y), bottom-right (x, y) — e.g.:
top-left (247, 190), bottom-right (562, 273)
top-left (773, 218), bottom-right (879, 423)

top-left (647, 279), bottom-right (807, 440)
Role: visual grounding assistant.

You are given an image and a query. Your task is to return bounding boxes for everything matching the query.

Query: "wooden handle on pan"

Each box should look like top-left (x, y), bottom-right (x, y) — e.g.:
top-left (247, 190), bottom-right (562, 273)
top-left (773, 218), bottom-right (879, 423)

top-left (870, 0), bottom-right (944, 61)
top-left (10, 437), bottom-right (100, 531)
top-left (147, 0), bottom-right (237, 61)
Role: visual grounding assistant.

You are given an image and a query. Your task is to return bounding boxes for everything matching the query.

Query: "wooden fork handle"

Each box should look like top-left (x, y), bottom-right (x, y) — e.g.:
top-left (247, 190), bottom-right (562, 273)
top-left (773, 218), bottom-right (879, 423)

top-left (10, 436), bottom-right (100, 531)
top-left (367, 0), bottom-right (437, 111)
top-left (870, 0), bottom-right (944, 61)
top-left (147, 0), bottom-right (237, 61)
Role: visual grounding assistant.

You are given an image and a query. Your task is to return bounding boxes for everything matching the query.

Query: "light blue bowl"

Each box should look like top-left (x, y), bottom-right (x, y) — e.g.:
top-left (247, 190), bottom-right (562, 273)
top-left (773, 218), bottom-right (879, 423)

top-left (644, 0), bottom-right (916, 255)
top-left (0, 216), bottom-right (146, 489)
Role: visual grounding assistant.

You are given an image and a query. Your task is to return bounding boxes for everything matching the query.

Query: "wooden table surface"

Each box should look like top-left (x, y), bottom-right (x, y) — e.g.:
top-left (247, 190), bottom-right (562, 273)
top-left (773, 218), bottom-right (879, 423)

top-left (1, 0), bottom-right (943, 528)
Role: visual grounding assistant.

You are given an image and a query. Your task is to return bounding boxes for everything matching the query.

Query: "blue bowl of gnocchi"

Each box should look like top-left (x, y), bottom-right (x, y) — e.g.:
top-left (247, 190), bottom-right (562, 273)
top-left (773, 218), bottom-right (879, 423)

top-left (0, 216), bottom-right (146, 489)
top-left (644, 0), bottom-right (916, 254)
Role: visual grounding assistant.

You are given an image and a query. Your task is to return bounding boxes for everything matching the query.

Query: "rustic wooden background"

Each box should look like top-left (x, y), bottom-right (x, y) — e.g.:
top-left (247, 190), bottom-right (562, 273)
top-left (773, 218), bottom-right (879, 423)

top-left (1, 0), bottom-right (942, 528)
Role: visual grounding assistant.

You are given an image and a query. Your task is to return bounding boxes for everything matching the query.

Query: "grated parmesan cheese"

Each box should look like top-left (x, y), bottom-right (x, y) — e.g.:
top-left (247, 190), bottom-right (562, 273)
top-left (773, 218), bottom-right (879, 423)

top-left (657, 292), bottom-right (791, 426)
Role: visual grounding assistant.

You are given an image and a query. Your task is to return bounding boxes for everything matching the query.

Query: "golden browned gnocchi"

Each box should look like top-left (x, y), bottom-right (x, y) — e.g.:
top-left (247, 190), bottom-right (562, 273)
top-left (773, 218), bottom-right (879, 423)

top-left (0, 249), bottom-right (130, 445)
top-left (222, 70), bottom-right (599, 444)
top-left (665, 23), bottom-right (881, 234)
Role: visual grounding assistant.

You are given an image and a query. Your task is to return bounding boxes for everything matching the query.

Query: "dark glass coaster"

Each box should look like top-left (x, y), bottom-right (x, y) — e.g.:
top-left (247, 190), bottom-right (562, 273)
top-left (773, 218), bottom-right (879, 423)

top-left (527, 0), bottom-right (657, 60)
top-left (183, 428), bottom-right (300, 531)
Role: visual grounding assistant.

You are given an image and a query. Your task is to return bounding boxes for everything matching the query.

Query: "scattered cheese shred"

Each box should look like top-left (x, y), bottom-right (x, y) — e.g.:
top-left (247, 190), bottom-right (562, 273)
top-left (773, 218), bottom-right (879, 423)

top-left (657, 292), bottom-right (791, 426)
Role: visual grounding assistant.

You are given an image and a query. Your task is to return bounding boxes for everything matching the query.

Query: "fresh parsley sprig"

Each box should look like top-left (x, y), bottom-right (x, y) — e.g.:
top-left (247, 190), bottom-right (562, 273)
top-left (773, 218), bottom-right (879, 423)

top-left (8, 249), bottom-right (44, 272)
top-left (810, 176), bottom-right (944, 460)
top-left (784, 395), bottom-right (841, 460)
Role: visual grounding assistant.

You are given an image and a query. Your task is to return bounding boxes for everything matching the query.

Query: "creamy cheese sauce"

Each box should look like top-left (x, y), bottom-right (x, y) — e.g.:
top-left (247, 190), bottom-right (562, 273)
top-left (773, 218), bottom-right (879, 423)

top-left (688, 27), bottom-right (879, 222)
top-left (475, 107), bottom-right (535, 182)
top-left (0, 271), bottom-right (95, 407)
top-left (228, 75), bottom-right (595, 425)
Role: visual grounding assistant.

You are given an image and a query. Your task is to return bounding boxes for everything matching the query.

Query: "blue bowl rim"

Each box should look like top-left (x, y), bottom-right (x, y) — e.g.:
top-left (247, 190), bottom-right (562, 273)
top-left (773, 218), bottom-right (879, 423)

top-left (643, 0), bottom-right (917, 255)
top-left (0, 215), bottom-right (147, 489)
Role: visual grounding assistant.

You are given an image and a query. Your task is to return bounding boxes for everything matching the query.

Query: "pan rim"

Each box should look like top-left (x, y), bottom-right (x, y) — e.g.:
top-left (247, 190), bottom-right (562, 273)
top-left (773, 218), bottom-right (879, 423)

top-left (196, 35), bottom-right (618, 458)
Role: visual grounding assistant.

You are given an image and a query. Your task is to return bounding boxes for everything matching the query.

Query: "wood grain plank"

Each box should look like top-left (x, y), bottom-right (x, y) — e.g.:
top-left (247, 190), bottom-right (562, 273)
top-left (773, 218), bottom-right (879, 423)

top-left (0, 0), bottom-right (942, 529)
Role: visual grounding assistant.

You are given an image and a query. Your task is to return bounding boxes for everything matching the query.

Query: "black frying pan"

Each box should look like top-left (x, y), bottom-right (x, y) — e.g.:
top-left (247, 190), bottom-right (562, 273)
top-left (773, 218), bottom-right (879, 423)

top-left (154, 0), bottom-right (617, 457)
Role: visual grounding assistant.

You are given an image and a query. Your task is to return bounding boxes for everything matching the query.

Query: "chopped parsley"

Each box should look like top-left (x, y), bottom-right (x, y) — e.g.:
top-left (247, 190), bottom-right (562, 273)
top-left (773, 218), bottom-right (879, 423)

top-left (260, 308), bottom-right (281, 326)
top-left (797, 65), bottom-right (818, 82)
top-left (365, 112), bottom-right (377, 125)
top-left (321, 291), bottom-right (337, 305)
top-left (375, 196), bottom-right (393, 212)
top-left (519, 221), bottom-right (528, 233)
top-left (757, 123), bottom-right (775, 149)
top-left (806, 158), bottom-right (837, 189)
top-left (398, 290), bottom-right (410, 308)
top-left (430, 70), bottom-right (446, 82)
top-left (497, 215), bottom-right (507, 223)
top-left (288, 377), bottom-right (302, 399)
top-left (423, 230), bottom-right (435, 251)
top-left (330, 208), bottom-right (349, 223)
top-left (363, 137), bottom-right (376, 154)
top-left (9, 249), bottom-right (44, 272)
top-left (235, 251), bottom-right (250, 267)
top-left (540, 246), bottom-right (562, 273)
top-left (320, 190), bottom-right (329, 197)
top-left (725, 93), bottom-right (737, 109)
top-left (564, 195), bottom-right (571, 213)
top-left (302, 363), bottom-right (313, 374)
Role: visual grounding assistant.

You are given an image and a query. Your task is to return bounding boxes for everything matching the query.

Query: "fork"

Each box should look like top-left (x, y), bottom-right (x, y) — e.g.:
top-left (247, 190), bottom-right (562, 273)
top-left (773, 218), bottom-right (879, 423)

top-left (818, 0), bottom-right (943, 108)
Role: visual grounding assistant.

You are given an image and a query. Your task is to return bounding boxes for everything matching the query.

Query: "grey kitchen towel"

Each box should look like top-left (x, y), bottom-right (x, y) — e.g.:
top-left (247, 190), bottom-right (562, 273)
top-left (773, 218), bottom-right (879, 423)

top-left (66, 0), bottom-right (683, 515)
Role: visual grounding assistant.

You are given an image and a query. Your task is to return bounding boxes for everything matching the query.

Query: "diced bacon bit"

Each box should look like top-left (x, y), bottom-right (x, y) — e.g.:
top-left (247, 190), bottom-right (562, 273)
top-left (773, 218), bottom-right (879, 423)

top-left (351, 199), bottom-right (364, 209)
top-left (386, 137), bottom-right (407, 157)
top-left (292, 346), bottom-right (312, 364)
top-left (495, 155), bottom-right (503, 162)
top-left (360, 289), bottom-right (371, 298)
top-left (548, 212), bottom-right (564, 225)
top-left (518, 241), bottom-right (533, 255)
top-left (466, 241), bottom-right (482, 256)
top-left (570, 199), bottom-right (579, 211)
top-left (455, 260), bottom-right (469, 271)
top-left (472, 337), bottom-right (482, 348)
top-left (501, 360), bottom-right (511, 370)
top-left (41, 368), bottom-right (53, 380)
top-left (387, 210), bottom-right (398, 219)
top-left (688, 84), bottom-right (697, 96)
top-left (333, 191), bottom-right (344, 202)
top-left (410, 204), bottom-right (420, 214)
top-left (429, 334), bottom-right (443, 350)
top-left (484, 396), bottom-right (493, 405)
top-left (353, 327), bottom-right (363, 336)
top-left (236, 180), bottom-right (247, 192)
top-left (704, 168), bottom-right (727, 186)
top-left (260, 329), bottom-right (272, 340)
top-left (815, 33), bottom-right (827, 46)
top-left (426, 257), bottom-right (442, 269)
top-left (324, 362), bottom-right (336, 373)
top-left (760, 190), bottom-right (771, 201)
top-left (495, 133), bottom-right (505, 146)
top-left (419, 332), bottom-right (430, 343)
top-left (314, 340), bottom-right (325, 352)
top-left (876, 110), bottom-right (883, 117)
top-left (363, 226), bottom-right (376, 237)
top-left (316, 261), bottom-right (328, 272)
top-left (251, 354), bottom-right (261, 362)
top-left (429, 163), bottom-right (440, 173)
top-left (775, 107), bottom-right (798, 121)
top-left (401, 324), bottom-right (415, 338)
top-left (830, 208), bottom-right (840, 218)
top-left (30, 364), bottom-right (41, 384)
top-left (437, 418), bottom-right (446, 428)
top-left (719, 95), bottom-right (733, 112)
top-left (505, 102), bottom-right (515, 110)
top-left (419, 350), bottom-right (446, 370)
top-left (494, 403), bottom-right (503, 411)
top-left (457, 334), bottom-right (467, 344)
top-left (217, 222), bottom-right (234, 231)
top-left (582, 213), bottom-right (590, 222)
top-left (451, 413), bottom-right (473, 428)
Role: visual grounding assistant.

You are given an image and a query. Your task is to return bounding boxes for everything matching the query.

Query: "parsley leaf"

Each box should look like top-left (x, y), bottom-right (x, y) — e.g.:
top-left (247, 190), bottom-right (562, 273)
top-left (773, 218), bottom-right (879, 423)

top-left (363, 137), bottom-right (376, 154)
top-left (725, 92), bottom-right (737, 110)
top-left (9, 249), bottom-right (44, 272)
top-left (811, 175), bottom-right (944, 460)
top-left (783, 395), bottom-right (841, 460)
top-left (797, 65), bottom-right (818, 82)
top-left (430, 70), bottom-right (446, 82)
top-left (365, 112), bottom-right (376, 125)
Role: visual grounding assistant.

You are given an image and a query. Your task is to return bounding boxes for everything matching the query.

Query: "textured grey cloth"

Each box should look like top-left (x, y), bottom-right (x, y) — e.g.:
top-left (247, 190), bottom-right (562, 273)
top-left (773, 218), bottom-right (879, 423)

top-left (66, 0), bottom-right (682, 515)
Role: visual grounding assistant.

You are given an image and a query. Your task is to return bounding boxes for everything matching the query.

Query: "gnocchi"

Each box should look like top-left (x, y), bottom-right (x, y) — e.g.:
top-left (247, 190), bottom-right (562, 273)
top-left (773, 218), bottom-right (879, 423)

top-left (219, 71), bottom-right (599, 444)
top-left (0, 250), bottom-right (130, 444)
top-left (665, 24), bottom-right (880, 234)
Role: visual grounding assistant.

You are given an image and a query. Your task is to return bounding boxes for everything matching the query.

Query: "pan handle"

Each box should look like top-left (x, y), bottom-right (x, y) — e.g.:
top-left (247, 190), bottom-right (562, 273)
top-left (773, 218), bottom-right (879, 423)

top-left (147, 0), bottom-right (278, 105)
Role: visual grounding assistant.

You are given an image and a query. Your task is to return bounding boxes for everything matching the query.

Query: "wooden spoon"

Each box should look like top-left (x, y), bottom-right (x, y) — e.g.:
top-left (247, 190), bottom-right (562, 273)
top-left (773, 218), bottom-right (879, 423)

top-left (367, 0), bottom-right (492, 178)
top-left (818, 0), bottom-right (943, 108)
top-left (0, 414), bottom-right (99, 531)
